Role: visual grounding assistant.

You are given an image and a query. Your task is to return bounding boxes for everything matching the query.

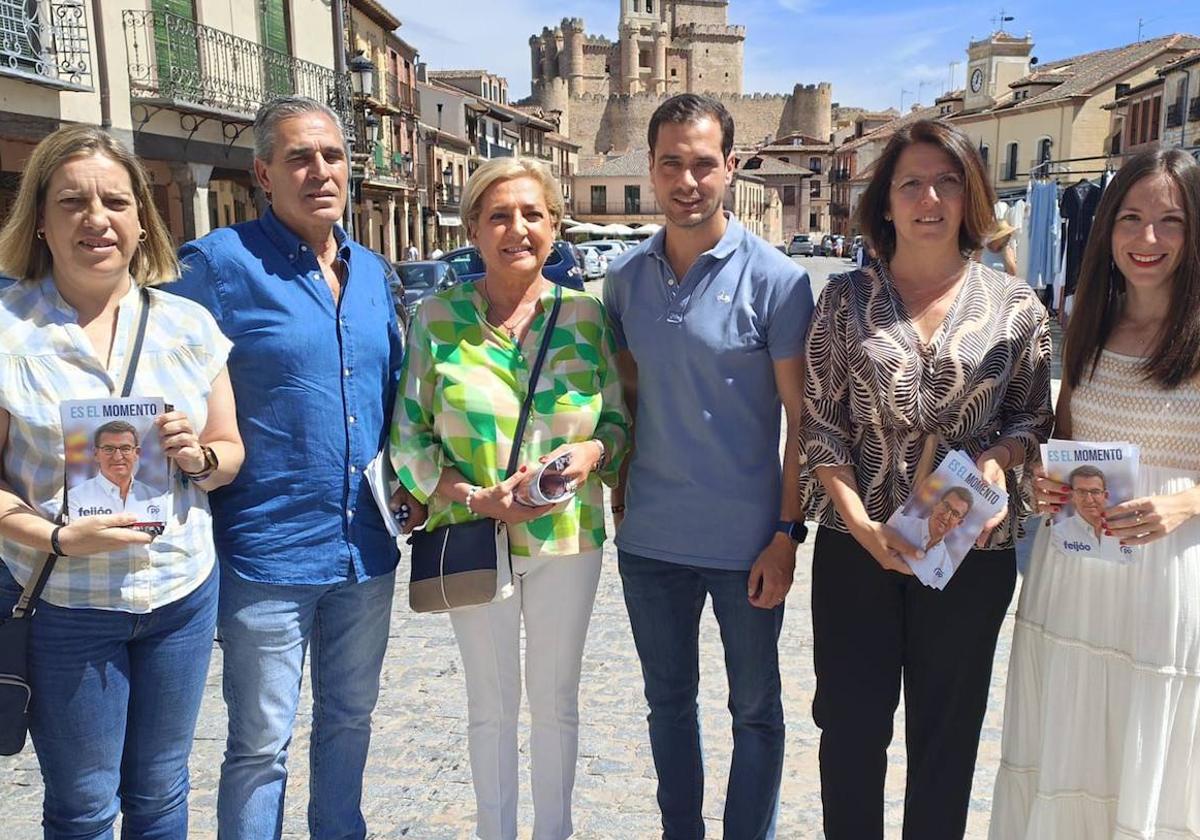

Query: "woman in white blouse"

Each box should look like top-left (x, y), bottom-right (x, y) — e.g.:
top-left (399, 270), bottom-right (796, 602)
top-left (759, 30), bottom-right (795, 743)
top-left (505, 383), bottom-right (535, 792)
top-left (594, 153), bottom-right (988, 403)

top-left (0, 126), bottom-right (243, 836)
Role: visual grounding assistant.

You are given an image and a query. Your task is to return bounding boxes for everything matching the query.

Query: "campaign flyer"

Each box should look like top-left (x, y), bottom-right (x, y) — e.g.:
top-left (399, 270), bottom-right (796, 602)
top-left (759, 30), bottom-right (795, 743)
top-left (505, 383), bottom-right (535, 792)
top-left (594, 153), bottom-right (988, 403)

top-left (1040, 439), bottom-right (1140, 563)
top-left (888, 449), bottom-right (1009, 590)
top-left (60, 397), bottom-right (169, 535)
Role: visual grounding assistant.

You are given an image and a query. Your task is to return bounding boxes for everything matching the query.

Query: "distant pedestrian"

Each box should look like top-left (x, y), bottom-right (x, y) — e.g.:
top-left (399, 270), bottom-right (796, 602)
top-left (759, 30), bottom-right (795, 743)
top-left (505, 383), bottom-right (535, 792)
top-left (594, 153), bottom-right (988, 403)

top-left (405, 242), bottom-right (419, 261)
top-left (802, 118), bottom-right (1052, 839)
top-left (169, 95), bottom-right (423, 839)
top-left (604, 94), bottom-right (813, 839)
top-left (429, 246), bottom-right (444, 260)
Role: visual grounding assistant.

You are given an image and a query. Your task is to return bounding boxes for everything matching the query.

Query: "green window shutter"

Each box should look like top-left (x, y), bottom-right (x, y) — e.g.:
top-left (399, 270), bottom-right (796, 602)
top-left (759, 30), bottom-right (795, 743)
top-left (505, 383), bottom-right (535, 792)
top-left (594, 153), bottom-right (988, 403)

top-left (258, 0), bottom-right (292, 97)
top-left (152, 0), bottom-right (199, 98)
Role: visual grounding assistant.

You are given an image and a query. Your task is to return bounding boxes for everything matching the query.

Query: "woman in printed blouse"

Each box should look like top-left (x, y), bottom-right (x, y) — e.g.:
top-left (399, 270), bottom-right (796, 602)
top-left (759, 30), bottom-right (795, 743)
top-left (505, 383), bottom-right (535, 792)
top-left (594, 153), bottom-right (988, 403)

top-left (800, 118), bottom-right (1053, 839)
top-left (0, 127), bottom-right (243, 835)
top-left (391, 157), bottom-right (629, 840)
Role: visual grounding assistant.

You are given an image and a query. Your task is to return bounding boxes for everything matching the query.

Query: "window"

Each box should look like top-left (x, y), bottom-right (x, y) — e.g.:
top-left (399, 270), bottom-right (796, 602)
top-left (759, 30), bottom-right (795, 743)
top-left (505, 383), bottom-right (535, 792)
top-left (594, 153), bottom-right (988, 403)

top-left (1142, 97), bottom-right (1153, 142)
top-left (809, 212), bottom-right (817, 228)
top-left (1004, 142), bottom-right (1019, 180)
top-left (808, 157), bottom-right (821, 174)
top-left (1130, 101), bottom-right (1143, 145)
top-left (624, 185), bottom-right (641, 214)
top-left (646, 0), bottom-right (653, 11)
top-left (980, 145), bottom-right (989, 169)
top-left (1151, 95), bottom-right (1161, 140)
top-left (670, 68), bottom-right (676, 77)
top-left (1037, 137), bottom-right (1052, 165)
top-left (640, 49), bottom-right (650, 67)
top-left (783, 185), bottom-right (796, 206)
top-left (810, 180), bottom-right (820, 198)
top-left (591, 185), bottom-right (607, 214)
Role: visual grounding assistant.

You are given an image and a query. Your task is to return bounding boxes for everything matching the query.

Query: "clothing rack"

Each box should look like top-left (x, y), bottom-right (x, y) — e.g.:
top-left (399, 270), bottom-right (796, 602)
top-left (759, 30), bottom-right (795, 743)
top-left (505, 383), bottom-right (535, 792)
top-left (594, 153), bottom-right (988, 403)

top-left (1022, 154), bottom-right (1115, 181)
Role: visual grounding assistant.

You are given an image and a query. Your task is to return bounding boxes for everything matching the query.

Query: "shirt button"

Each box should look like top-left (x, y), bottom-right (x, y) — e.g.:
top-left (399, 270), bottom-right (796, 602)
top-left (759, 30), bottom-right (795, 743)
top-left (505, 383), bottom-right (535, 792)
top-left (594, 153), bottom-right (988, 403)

top-left (667, 278), bottom-right (676, 286)
top-left (343, 368), bottom-right (351, 377)
top-left (348, 415), bottom-right (356, 424)
top-left (346, 509), bottom-right (354, 519)
top-left (349, 465), bottom-right (357, 474)
top-left (300, 244), bottom-right (308, 251)
top-left (312, 272), bottom-right (321, 281)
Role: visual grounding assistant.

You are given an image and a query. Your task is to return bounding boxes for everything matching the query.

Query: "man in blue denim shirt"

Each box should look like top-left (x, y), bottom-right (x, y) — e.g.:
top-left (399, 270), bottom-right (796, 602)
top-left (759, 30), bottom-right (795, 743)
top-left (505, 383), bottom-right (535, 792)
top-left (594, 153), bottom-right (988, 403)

top-left (169, 96), bottom-right (421, 840)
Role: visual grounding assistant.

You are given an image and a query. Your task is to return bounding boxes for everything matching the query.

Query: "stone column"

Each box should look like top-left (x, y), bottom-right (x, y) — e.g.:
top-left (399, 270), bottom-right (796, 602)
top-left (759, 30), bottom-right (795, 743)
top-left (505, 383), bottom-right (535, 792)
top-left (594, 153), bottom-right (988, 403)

top-left (383, 194), bottom-right (398, 260)
top-left (652, 26), bottom-right (668, 94)
top-left (170, 162), bottom-right (214, 242)
top-left (361, 196), bottom-right (377, 251)
top-left (620, 24), bottom-right (640, 94)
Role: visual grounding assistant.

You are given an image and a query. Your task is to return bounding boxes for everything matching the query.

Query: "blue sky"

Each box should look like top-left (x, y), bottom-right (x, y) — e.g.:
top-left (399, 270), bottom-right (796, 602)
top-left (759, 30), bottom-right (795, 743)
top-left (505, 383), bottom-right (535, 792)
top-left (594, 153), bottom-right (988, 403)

top-left (389, 1), bottom-right (1200, 112)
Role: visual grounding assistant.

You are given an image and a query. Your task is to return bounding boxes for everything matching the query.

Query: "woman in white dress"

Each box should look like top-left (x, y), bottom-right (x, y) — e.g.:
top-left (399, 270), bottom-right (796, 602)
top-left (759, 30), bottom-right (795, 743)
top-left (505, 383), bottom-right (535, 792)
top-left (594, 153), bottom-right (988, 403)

top-left (990, 148), bottom-right (1200, 838)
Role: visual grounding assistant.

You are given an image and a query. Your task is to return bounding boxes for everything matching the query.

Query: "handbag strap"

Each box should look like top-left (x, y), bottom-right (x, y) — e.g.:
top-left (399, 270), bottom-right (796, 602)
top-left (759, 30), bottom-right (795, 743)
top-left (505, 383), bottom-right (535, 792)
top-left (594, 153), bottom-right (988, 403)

top-left (10, 287), bottom-right (152, 619)
top-left (504, 284), bottom-right (562, 478)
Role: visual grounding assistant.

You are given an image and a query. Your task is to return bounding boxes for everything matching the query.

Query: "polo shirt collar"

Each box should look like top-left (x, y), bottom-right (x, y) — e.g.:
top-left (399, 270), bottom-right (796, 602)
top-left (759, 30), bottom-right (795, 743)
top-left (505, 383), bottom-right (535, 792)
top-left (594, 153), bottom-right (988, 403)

top-left (259, 206), bottom-right (351, 272)
top-left (647, 212), bottom-right (745, 266)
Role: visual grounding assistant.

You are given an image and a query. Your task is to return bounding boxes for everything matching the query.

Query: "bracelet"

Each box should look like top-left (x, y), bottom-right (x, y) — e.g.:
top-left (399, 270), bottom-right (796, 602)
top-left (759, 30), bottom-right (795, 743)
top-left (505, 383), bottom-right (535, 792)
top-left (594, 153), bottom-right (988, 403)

top-left (593, 439), bottom-right (607, 470)
top-left (465, 485), bottom-right (482, 514)
top-left (50, 525), bottom-right (66, 557)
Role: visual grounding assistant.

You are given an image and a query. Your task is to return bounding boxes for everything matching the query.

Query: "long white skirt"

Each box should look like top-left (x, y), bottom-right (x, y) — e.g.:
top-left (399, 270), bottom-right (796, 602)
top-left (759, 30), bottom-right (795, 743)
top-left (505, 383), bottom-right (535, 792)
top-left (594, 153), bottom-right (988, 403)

top-left (990, 464), bottom-right (1200, 840)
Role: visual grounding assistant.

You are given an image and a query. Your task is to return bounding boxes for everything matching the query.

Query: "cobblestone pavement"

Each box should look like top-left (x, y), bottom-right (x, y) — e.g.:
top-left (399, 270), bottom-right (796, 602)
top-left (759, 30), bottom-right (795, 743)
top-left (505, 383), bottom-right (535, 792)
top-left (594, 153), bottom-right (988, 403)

top-left (0, 515), bottom-right (1021, 839)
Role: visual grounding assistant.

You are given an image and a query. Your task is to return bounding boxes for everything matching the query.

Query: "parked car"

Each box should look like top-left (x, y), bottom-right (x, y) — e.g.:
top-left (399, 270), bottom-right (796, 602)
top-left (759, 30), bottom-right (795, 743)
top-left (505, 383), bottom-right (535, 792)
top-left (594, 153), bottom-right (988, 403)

top-left (582, 239), bottom-right (630, 259)
top-left (576, 244), bottom-right (608, 281)
top-left (439, 240), bottom-right (586, 291)
top-left (786, 234), bottom-right (814, 257)
top-left (391, 260), bottom-right (460, 319)
top-left (816, 234), bottom-right (836, 256)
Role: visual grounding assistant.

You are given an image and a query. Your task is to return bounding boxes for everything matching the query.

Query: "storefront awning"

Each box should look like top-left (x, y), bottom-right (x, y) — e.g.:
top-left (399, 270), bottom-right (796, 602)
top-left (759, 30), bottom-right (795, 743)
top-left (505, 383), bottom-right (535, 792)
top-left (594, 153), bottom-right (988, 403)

top-left (437, 212), bottom-right (462, 227)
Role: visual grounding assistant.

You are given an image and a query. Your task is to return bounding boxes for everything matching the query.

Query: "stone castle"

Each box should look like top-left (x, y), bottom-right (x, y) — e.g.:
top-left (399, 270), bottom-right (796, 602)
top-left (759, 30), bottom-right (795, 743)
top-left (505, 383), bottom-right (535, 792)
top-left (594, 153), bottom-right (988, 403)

top-left (526, 0), bottom-right (832, 159)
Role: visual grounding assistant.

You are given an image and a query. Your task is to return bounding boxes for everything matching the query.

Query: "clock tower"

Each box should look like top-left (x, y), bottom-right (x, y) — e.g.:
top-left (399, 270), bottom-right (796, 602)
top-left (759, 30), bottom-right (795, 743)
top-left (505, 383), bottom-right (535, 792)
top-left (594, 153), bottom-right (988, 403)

top-left (963, 31), bottom-right (1034, 111)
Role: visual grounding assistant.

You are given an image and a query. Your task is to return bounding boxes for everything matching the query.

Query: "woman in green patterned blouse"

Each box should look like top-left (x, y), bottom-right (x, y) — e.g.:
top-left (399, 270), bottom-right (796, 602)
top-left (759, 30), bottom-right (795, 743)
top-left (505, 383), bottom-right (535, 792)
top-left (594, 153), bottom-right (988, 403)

top-left (391, 156), bottom-right (630, 840)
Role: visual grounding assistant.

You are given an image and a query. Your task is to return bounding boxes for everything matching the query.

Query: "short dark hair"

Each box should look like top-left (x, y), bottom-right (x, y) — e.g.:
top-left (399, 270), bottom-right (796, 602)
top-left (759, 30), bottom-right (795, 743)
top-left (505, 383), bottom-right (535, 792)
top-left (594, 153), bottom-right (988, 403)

top-left (1068, 464), bottom-right (1106, 490)
top-left (1063, 148), bottom-right (1200, 389)
top-left (647, 94), bottom-right (735, 159)
top-left (940, 486), bottom-right (974, 513)
top-left (855, 119), bottom-right (996, 262)
top-left (94, 420), bottom-right (139, 448)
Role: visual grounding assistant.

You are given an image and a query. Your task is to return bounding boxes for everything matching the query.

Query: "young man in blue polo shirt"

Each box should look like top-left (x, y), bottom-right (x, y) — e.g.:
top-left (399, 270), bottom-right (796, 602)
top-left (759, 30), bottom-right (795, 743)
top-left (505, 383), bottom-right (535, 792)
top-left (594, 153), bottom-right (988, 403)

top-left (603, 94), bottom-right (814, 839)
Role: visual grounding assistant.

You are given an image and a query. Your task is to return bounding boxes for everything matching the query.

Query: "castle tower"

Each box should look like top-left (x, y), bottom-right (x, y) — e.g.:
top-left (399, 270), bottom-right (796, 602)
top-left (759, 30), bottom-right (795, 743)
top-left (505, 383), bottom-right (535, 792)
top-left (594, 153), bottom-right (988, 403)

top-left (563, 18), bottom-right (586, 97)
top-left (619, 21), bottom-right (641, 94)
top-left (780, 82), bottom-right (832, 140)
top-left (652, 22), bottom-right (668, 94)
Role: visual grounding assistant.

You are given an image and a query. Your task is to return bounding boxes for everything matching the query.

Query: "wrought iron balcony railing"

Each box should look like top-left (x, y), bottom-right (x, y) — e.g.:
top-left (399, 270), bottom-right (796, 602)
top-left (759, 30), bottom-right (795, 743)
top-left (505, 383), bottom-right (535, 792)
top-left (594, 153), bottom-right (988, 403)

top-left (122, 9), bottom-right (353, 134)
top-left (0, 0), bottom-right (92, 90)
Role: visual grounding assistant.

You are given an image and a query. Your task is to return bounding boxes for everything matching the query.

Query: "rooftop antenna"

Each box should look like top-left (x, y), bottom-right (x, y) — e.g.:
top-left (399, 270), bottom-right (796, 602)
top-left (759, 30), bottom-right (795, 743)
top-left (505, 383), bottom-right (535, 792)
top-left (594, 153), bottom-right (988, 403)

top-left (917, 80), bottom-right (929, 106)
top-left (948, 60), bottom-right (960, 91)
top-left (1137, 16), bottom-right (1162, 42)
top-left (900, 87), bottom-right (913, 112)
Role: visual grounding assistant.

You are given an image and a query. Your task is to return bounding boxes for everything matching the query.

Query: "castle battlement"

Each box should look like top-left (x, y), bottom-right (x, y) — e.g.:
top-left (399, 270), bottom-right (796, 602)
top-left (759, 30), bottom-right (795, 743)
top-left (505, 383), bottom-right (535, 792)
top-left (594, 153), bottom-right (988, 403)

top-left (674, 23), bottom-right (746, 38)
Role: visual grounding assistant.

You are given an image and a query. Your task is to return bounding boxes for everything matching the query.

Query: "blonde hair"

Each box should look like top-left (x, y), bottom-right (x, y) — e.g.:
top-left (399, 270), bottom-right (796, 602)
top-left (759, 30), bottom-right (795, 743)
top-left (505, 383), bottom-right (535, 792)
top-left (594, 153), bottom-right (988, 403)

top-left (0, 125), bottom-right (178, 286)
top-left (462, 157), bottom-right (564, 236)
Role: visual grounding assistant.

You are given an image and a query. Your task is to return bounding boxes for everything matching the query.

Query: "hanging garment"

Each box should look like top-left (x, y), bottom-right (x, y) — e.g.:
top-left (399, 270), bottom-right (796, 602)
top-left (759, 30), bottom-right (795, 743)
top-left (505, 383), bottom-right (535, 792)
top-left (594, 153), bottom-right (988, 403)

top-left (1060, 180), bottom-right (1102, 297)
top-left (1007, 199), bottom-right (1028, 276)
top-left (1024, 182), bottom-right (1059, 292)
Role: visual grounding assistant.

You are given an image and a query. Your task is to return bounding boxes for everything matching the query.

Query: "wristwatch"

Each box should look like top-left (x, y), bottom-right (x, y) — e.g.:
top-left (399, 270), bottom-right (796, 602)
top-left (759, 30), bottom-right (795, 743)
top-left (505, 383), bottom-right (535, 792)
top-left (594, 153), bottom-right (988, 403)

top-left (776, 520), bottom-right (808, 545)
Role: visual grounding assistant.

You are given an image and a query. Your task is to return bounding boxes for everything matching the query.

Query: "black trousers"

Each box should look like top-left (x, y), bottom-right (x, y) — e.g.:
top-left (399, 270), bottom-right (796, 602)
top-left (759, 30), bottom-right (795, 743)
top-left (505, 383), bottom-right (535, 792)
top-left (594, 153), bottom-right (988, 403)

top-left (810, 526), bottom-right (1016, 840)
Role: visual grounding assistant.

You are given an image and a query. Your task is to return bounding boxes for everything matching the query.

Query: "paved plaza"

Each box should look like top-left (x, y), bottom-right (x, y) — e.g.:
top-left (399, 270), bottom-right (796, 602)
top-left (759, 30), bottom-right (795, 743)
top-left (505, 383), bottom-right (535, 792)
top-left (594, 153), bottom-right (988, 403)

top-left (0, 258), bottom-right (1050, 838)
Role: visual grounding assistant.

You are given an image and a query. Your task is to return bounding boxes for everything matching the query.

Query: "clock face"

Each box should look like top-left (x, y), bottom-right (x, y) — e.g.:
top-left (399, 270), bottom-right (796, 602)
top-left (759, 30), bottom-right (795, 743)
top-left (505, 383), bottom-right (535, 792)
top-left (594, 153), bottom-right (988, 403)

top-left (970, 68), bottom-right (984, 93)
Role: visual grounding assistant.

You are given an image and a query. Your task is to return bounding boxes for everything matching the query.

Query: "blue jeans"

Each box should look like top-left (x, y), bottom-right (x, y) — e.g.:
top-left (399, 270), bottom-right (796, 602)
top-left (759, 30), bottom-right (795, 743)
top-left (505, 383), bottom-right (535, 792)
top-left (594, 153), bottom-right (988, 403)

top-left (618, 551), bottom-right (785, 840)
top-left (0, 562), bottom-right (217, 840)
top-left (215, 563), bottom-right (395, 840)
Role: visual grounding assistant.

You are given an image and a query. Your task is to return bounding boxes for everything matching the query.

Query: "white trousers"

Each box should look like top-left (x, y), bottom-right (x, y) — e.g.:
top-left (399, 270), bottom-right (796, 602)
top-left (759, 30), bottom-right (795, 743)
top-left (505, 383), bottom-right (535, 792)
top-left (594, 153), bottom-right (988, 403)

top-left (449, 549), bottom-right (603, 840)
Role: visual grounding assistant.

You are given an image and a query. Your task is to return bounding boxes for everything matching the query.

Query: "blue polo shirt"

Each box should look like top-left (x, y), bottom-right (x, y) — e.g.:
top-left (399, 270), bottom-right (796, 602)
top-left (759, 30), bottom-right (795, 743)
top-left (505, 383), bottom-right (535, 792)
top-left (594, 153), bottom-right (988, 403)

top-left (603, 214), bottom-right (813, 570)
top-left (169, 209), bottom-right (404, 584)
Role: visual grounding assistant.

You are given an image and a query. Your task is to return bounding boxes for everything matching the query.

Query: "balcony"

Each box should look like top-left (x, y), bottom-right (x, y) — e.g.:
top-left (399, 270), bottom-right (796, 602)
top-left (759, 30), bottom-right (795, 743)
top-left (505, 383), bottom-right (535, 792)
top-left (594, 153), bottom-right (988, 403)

top-left (388, 74), bottom-right (417, 115)
top-left (123, 10), bottom-right (353, 134)
top-left (478, 139), bottom-right (513, 159)
top-left (1166, 102), bottom-right (1183, 128)
top-left (830, 202), bottom-right (849, 217)
top-left (1190, 96), bottom-right (1200, 122)
top-left (0, 0), bottom-right (92, 90)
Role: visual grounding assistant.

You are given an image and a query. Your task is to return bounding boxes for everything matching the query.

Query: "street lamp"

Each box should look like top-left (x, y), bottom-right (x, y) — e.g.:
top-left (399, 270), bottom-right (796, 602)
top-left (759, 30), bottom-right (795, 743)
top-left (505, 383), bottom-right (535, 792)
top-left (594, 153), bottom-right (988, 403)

top-left (349, 51), bottom-right (375, 99)
top-left (442, 163), bottom-right (454, 201)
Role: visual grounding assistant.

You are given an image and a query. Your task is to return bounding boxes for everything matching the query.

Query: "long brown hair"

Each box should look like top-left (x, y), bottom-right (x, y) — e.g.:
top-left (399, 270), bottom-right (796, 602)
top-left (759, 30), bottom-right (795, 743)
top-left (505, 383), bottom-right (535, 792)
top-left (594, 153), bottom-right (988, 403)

top-left (1062, 148), bottom-right (1200, 389)
top-left (855, 119), bottom-right (996, 262)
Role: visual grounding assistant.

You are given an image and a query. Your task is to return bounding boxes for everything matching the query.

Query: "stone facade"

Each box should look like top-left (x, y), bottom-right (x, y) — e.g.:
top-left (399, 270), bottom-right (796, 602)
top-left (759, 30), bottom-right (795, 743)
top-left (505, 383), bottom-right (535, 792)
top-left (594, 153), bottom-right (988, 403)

top-left (527, 2), bottom-right (833, 161)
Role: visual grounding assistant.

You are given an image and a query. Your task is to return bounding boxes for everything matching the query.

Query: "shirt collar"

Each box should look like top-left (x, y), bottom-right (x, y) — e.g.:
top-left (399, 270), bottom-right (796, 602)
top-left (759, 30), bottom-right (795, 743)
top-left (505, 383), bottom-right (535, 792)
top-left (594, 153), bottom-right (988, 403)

top-left (647, 212), bottom-right (745, 266)
top-left (39, 273), bottom-right (138, 318)
top-left (259, 206), bottom-right (351, 272)
top-left (95, 471), bottom-right (125, 498)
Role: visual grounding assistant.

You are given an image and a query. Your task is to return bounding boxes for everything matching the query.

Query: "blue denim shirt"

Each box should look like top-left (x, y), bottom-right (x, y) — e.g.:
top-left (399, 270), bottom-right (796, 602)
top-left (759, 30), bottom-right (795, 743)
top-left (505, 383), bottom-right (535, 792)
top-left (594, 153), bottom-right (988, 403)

top-left (169, 209), bottom-right (404, 584)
